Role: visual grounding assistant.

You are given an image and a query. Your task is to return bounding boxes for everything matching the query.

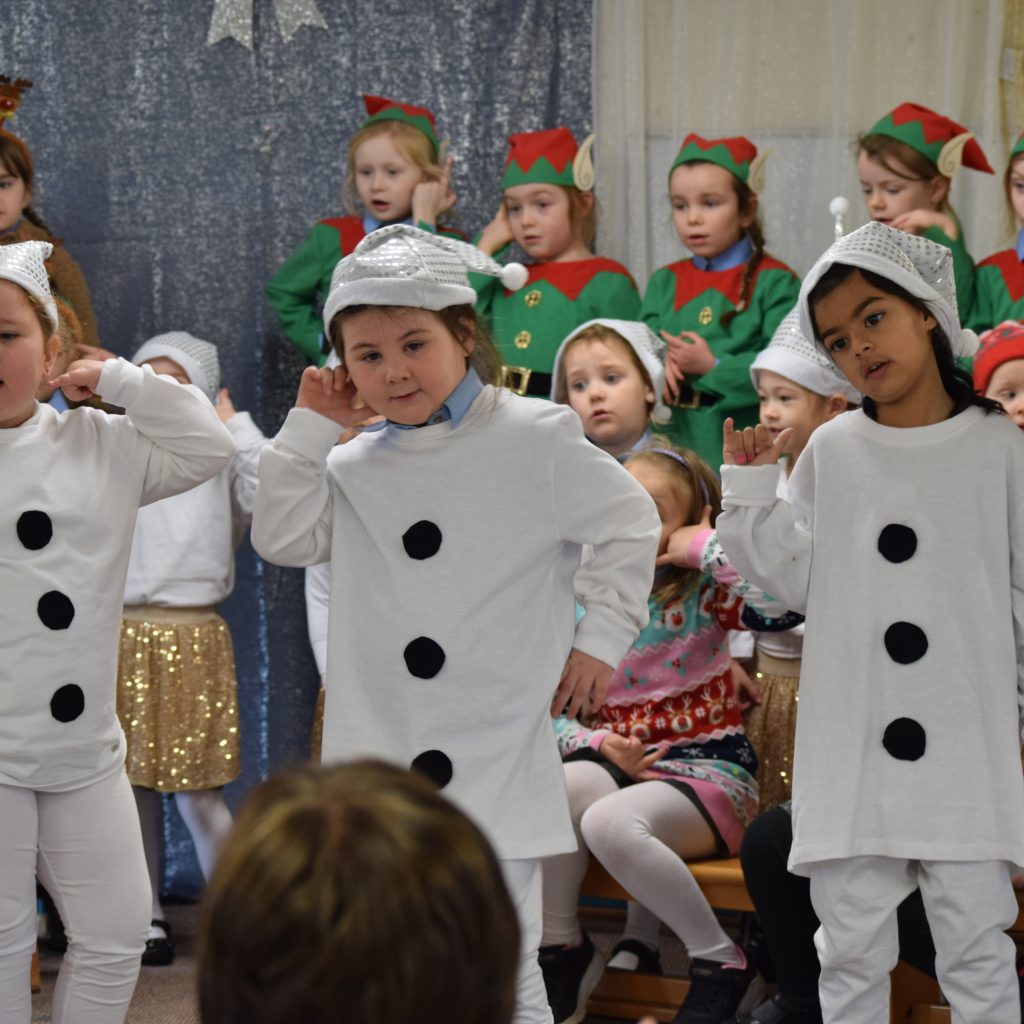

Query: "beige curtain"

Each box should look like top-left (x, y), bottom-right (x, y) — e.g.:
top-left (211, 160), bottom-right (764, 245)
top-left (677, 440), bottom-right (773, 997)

top-left (595, 0), bottom-right (1008, 283)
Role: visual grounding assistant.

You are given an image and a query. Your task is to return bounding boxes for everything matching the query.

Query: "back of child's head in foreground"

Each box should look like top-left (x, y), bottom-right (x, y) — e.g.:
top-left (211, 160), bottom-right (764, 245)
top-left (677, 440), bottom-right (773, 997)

top-left (198, 760), bottom-right (520, 1024)
top-left (550, 319), bottom-right (669, 456)
top-left (624, 440), bottom-right (720, 605)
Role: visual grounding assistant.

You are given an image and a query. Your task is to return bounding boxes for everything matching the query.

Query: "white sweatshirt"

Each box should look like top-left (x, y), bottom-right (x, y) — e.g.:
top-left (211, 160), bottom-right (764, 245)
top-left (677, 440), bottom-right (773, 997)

top-left (717, 407), bottom-right (1024, 872)
top-left (123, 412), bottom-right (266, 607)
top-left (0, 360), bottom-right (235, 791)
top-left (253, 387), bottom-right (660, 859)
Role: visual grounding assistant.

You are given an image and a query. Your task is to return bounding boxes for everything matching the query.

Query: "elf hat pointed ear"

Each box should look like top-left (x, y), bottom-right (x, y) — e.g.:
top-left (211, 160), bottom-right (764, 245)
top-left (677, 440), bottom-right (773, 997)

top-left (572, 134), bottom-right (596, 191)
top-left (936, 132), bottom-right (974, 177)
top-left (746, 149), bottom-right (771, 194)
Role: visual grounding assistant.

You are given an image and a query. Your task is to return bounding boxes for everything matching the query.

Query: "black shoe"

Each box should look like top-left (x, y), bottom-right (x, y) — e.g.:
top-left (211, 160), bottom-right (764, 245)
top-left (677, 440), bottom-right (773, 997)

top-left (734, 992), bottom-right (824, 1024)
top-left (538, 932), bottom-right (606, 1024)
top-left (672, 954), bottom-right (764, 1024)
top-left (142, 918), bottom-right (174, 967)
top-left (607, 937), bottom-right (663, 974)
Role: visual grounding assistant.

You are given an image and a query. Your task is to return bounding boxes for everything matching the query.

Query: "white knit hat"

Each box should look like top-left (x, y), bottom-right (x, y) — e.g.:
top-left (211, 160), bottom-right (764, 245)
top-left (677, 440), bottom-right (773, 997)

top-left (549, 318), bottom-right (671, 424)
top-left (322, 224), bottom-right (528, 333)
top-left (798, 221), bottom-right (977, 359)
top-left (131, 331), bottom-right (221, 402)
top-left (751, 308), bottom-right (860, 403)
top-left (0, 240), bottom-right (57, 333)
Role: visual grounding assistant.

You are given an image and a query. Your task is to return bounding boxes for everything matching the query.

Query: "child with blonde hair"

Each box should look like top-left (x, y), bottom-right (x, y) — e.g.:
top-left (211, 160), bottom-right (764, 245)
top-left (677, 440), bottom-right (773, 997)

top-left (475, 128), bottom-right (641, 397)
top-left (0, 240), bottom-right (234, 1022)
top-left (267, 94), bottom-right (459, 363)
top-left (252, 224), bottom-right (660, 1024)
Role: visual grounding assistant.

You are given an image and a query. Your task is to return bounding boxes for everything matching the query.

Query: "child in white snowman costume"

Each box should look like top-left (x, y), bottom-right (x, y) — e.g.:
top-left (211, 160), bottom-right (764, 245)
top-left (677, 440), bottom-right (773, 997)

top-left (716, 221), bottom-right (1024, 1024)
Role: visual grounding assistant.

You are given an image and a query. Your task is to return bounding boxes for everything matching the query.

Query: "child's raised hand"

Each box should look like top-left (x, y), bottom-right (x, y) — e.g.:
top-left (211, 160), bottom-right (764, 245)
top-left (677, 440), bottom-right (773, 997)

top-left (731, 658), bottom-right (762, 712)
top-left (601, 734), bottom-right (667, 780)
top-left (889, 209), bottom-right (958, 240)
top-left (661, 330), bottom-right (717, 377)
top-left (723, 417), bottom-right (793, 467)
top-left (49, 359), bottom-right (107, 401)
top-left (656, 505), bottom-right (713, 568)
top-left (477, 201), bottom-right (514, 256)
top-left (295, 365), bottom-right (372, 427)
top-left (412, 157), bottom-right (457, 228)
top-left (551, 647), bottom-right (614, 719)
top-left (215, 387), bottom-right (237, 424)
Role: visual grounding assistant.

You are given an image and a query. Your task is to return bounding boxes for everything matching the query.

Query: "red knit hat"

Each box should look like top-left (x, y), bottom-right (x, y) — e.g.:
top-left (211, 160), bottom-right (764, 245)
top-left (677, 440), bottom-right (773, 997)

top-left (973, 321), bottom-right (1024, 394)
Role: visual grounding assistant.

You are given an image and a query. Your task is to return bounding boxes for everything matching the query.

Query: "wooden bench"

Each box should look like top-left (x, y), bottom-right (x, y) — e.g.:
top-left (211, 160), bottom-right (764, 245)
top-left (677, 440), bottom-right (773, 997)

top-left (580, 856), bottom-right (1024, 1023)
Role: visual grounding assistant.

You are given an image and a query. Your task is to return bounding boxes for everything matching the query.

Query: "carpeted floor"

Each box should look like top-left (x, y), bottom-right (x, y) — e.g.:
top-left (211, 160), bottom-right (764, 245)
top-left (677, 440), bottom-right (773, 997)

top-left (30, 901), bottom-right (716, 1023)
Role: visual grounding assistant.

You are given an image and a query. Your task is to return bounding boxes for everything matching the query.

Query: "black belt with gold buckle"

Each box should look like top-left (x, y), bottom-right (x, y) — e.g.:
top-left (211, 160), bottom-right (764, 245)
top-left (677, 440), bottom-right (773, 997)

top-left (499, 365), bottom-right (553, 397)
top-left (671, 384), bottom-right (717, 410)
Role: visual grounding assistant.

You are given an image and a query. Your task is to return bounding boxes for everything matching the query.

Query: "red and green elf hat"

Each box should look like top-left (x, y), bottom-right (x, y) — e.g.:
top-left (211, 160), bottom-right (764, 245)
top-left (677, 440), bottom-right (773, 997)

top-left (865, 102), bottom-right (993, 175)
top-left (1010, 130), bottom-right (1024, 162)
top-left (669, 133), bottom-right (768, 192)
top-left (500, 127), bottom-right (595, 191)
top-left (361, 94), bottom-right (439, 156)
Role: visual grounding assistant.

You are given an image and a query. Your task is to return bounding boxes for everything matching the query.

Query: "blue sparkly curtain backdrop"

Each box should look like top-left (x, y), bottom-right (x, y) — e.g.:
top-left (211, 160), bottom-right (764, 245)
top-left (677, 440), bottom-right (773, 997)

top-left (1, 0), bottom-right (592, 897)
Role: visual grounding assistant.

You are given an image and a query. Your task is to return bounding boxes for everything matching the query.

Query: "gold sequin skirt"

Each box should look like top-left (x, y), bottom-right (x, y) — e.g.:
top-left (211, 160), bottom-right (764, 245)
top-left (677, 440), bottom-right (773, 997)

top-left (743, 650), bottom-right (801, 814)
top-left (117, 605), bottom-right (240, 792)
top-left (310, 685), bottom-right (325, 762)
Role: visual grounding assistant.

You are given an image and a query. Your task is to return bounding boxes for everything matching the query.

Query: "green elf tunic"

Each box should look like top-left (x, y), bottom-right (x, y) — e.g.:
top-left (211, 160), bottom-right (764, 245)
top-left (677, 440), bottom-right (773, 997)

top-left (473, 257), bottom-right (640, 396)
top-left (268, 216), bottom-right (465, 364)
top-left (639, 251), bottom-right (799, 468)
top-left (968, 238), bottom-right (1024, 334)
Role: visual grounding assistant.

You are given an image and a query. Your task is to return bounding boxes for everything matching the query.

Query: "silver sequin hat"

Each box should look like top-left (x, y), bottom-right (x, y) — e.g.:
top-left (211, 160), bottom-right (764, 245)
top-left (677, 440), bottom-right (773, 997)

top-left (0, 240), bottom-right (57, 333)
top-left (798, 221), bottom-right (978, 359)
top-left (550, 318), bottom-right (671, 424)
top-left (751, 307), bottom-right (860, 402)
top-left (131, 331), bottom-right (221, 402)
top-left (322, 224), bottom-right (528, 333)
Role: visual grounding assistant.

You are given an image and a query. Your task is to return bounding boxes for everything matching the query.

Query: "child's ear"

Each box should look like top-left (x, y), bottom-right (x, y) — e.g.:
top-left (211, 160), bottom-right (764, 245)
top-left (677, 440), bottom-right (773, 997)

top-left (41, 334), bottom-right (61, 379)
top-left (926, 174), bottom-right (950, 208)
top-left (824, 394), bottom-right (848, 421)
top-left (739, 192), bottom-right (758, 230)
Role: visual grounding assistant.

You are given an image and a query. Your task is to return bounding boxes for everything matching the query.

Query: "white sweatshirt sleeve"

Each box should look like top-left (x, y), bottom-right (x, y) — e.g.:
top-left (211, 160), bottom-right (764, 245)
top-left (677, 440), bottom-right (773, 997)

top-left (717, 462), bottom-right (814, 614)
top-left (304, 561), bottom-right (332, 678)
top-left (225, 410), bottom-right (270, 536)
top-left (546, 410), bottom-right (661, 669)
top-left (97, 359), bottom-right (235, 505)
top-left (251, 407), bottom-right (342, 568)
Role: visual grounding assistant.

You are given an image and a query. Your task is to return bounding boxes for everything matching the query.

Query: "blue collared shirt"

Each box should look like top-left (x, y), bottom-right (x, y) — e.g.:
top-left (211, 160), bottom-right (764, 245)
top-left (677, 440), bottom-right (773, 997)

top-left (362, 365), bottom-right (484, 431)
top-left (362, 212), bottom-right (414, 234)
top-left (691, 234), bottom-right (753, 272)
top-left (1015, 228), bottom-right (1024, 262)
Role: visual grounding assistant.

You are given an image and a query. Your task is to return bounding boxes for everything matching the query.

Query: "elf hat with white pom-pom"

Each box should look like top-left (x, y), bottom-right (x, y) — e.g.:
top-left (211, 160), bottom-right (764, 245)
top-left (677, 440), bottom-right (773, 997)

top-left (549, 318), bottom-right (672, 424)
top-left (322, 224), bottom-right (528, 333)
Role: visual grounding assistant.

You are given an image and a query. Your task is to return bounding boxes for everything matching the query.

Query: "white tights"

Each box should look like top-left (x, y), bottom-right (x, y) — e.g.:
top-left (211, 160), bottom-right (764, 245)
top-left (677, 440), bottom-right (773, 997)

top-left (542, 760), bottom-right (738, 964)
top-left (133, 786), bottom-right (233, 919)
top-left (0, 771), bottom-right (150, 1024)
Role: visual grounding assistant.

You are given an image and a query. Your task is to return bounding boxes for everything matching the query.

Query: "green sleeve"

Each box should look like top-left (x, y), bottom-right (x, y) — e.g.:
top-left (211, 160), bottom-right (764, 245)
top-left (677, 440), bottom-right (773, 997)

top-left (639, 268), bottom-right (675, 332)
top-left (583, 270), bottom-right (640, 320)
top-left (966, 264), bottom-right (996, 333)
top-left (697, 269), bottom-right (800, 412)
top-left (923, 223), bottom-right (975, 326)
top-left (266, 224), bottom-right (335, 364)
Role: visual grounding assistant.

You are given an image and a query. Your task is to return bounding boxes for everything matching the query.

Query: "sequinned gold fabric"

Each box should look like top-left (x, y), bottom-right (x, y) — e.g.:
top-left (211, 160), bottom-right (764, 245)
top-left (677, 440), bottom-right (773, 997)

top-left (117, 606), bottom-right (240, 792)
top-left (742, 651), bottom-right (800, 814)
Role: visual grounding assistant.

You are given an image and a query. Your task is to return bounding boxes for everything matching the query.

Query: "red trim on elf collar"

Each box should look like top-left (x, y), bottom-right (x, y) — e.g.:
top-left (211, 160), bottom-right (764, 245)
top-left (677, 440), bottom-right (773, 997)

top-left (362, 94), bottom-right (437, 129)
top-left (512, 258), bottom-right (635, 302)
top-left (680, 132), bottom-right (757, 167)
top-left (669, 255), bottom-right (792, 311)
top-left (978, 249), bottom-right (1024, 304)
top-left (320, 216), bottom-right (367, 255)
top-left (505, 128), bottom-right (577, 174)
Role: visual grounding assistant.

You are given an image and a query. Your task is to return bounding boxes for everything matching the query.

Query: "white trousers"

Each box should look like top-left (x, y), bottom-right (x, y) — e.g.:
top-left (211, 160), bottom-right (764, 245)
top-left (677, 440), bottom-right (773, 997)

top-left (0, 770), bottom-right (151, 1024)
top-left (502, 858), bottom-right (554, 1024)
top-left (809, 856), bottom-right (1020, 1024)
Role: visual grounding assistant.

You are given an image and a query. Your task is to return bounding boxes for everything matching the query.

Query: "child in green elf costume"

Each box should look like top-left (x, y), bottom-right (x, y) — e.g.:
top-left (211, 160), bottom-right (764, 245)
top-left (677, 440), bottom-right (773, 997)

top-left (474, 128), bottom-right (641, 398)
top-left (639, 134), bottom-right (800, 468)
top-left (969, 132), bottom-right (1024, 333)
top-left (857, 101), bottom-right (992, 322)
top-left (267, 94), bottom-right (459, 364)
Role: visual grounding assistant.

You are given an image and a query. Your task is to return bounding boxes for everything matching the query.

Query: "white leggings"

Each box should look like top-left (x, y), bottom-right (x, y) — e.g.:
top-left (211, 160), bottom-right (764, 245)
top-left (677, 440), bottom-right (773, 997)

top-left (0, 770), bottom-right (150, 1024)
top-left (541, 760), bottom-right (737, 964)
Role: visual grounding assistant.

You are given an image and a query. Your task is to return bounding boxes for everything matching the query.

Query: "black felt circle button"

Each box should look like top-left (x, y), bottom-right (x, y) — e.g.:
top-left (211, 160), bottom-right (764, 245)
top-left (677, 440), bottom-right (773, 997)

top-left (50, 684), bottom-right (85, 723)
top-left (411, 750), bottom-right (453, 789)
top-left (17, 511), bottom-right (53, 551)
top-left (883, 622), bottom-right (928, 664)
top-left (882, 717), bottom-right (926, 761)
top-left (37, 591), bottom-right (75, 630)
top-left (877, 524), bottom-right (917, 563)
top-left (403, 637), bottom-right (445, 679)
top-left (402, 521), bottom-right (442, 560)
